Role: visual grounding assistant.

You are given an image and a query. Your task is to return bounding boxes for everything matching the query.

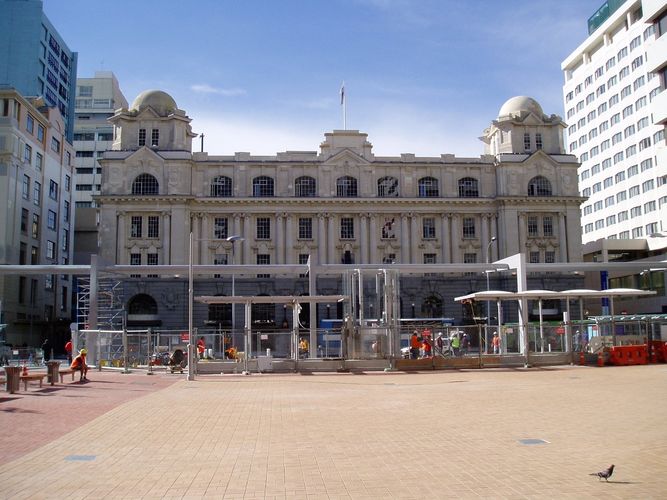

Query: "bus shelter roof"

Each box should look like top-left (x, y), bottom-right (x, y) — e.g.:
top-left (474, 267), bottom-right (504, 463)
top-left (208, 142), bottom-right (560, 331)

top-left (195, 295), bottom-right (347, 305)
top-left (454, 288), bottom-right (656, 302)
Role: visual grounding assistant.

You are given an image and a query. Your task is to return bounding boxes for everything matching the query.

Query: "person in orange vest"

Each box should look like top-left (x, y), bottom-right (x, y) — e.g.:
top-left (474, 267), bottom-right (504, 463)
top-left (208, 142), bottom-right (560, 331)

top-left (64, 339), bottom-right (73, 364)
top-left (410, 331), bottom-right (421, 359)
top-left (422, 336), bottom-right (432, 358)
top-left (71, 348), bottom-right (89, 382)
top-left (492, 332), bottom-right (501, 354)
top-left (197, 337), bottom-right (206, 359)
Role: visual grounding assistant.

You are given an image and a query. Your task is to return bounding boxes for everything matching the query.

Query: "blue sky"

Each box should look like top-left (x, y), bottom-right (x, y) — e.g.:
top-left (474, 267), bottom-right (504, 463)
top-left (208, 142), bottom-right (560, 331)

top-left (43, 0), bottom-right (604, 157)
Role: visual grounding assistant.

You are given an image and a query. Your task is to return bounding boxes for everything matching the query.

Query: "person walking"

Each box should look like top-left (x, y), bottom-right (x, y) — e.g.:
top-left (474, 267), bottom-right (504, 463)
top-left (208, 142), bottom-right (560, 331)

top-left (422, 336), bottom-right (432, 358)
top-left (492, 331), bottom-right (501, 354)
top-left (460, 333), bottom-right (469, 356)
top-left (410, 331), bottom-right (420, 359)
top-left (450, 332), bottom-right (460, 357)
top-left (41, 338), bottom-right (51, 364)
top-left (64, 339), bottom-right (73, 364)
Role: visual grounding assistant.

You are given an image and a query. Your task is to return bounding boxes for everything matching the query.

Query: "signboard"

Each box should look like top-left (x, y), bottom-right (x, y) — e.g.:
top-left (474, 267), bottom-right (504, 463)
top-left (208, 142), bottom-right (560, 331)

top-left (180, 332), bottom-right (189, 342)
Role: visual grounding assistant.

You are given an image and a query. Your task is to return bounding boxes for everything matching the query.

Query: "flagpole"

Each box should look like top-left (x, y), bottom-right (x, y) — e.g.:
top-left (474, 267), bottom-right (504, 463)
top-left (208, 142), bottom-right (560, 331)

top-left (340, 81), bottom-right (346, 130)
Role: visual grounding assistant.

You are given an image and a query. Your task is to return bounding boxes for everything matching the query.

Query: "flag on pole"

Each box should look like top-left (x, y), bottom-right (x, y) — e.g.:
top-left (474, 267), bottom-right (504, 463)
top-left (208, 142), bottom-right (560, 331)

top-left (340, 82), bottom-right (345, 106)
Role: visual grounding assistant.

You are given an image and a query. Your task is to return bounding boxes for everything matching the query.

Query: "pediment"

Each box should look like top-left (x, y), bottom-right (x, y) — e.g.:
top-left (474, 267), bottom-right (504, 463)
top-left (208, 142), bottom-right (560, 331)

top-left (125, 146), bottom-right (164, 163)
top-left (134, 107), bottom-right (163, 120)
top-left (322, 148), bottom-right (371, 167)
top-left (521, 149), bottom-right (559, 166)
top-left (513, 113), bottom-right (544, 126)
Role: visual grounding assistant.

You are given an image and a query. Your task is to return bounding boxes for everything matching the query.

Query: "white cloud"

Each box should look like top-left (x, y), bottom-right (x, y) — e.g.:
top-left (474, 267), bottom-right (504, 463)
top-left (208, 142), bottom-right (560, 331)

top-left (190, 84), bottom-right (247, 97)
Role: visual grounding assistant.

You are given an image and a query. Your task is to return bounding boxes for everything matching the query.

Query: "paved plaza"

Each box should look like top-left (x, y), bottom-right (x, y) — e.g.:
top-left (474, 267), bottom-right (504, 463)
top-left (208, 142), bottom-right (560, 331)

top-left (1, 364), bottom-right (666, 499)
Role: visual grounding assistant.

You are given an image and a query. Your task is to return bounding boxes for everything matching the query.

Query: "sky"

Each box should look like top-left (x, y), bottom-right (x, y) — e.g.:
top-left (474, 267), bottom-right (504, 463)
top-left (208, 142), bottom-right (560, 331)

top-left (43, 0), bottom-right (606, 158)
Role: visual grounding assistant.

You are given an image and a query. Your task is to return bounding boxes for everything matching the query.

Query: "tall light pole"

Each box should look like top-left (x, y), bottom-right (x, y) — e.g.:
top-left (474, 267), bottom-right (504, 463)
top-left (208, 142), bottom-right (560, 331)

top-left (226, 235), bottom-right (244, 339)
top-left (485, 236), bottom-right (497, 353)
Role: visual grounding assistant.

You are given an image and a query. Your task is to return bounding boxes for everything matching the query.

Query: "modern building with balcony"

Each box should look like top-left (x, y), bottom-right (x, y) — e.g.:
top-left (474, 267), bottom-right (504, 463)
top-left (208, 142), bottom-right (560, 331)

top-left (561, 0), bottom-right (667, 244)
top-left (72, 71), bottom-right (128, 265)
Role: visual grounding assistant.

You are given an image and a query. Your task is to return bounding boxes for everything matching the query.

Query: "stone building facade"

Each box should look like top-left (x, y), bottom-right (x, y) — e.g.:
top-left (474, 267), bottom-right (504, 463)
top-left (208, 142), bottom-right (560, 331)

top-left (96, 91), bottom-right (583, 330)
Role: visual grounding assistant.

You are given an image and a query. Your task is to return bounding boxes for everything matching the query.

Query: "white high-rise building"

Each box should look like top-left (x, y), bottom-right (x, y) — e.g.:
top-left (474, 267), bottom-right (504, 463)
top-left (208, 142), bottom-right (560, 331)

top-left (72, 71), bottom-right (127, 264)
top-left (561, 0), bottom-right (667, 244)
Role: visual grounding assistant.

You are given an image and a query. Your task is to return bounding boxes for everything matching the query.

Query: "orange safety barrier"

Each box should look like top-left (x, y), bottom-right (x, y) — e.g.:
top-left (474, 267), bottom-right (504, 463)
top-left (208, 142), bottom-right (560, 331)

top-left (609, 345), bottom-right (648, 366)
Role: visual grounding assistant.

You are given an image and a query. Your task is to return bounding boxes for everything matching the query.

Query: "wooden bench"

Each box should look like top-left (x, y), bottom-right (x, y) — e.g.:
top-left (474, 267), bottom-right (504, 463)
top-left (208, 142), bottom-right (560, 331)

top-left (20, 373), bottom-right (46, 391)
top-left (59, 368), bottom-right (76, 382)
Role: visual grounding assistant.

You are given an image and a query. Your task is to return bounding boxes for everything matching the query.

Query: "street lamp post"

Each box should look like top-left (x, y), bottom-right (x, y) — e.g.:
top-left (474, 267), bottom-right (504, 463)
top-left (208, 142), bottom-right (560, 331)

top-left (485, 236), bottom-right (497, 353)
top-left (226, 235), bottom-right (244, 344)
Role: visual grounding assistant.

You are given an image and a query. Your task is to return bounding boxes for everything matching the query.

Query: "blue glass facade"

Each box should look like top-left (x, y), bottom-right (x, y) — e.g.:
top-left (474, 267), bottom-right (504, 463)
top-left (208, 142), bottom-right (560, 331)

top-left (0, 0), bottom-right (77, 142)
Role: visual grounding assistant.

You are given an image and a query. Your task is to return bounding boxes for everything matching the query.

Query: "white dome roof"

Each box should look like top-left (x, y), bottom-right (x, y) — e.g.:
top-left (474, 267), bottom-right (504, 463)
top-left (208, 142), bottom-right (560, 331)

top-left (130, 90), bottom-right (178, 116)
top-left (498, 96), bottom-right (544, 118)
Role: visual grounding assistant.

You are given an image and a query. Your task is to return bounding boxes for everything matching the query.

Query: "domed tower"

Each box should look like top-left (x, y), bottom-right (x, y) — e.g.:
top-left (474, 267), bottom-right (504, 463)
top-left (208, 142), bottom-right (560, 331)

top-left (480, 96), bottom-right (566, 156)
top-left (108, 89), bottom-right (196, 151)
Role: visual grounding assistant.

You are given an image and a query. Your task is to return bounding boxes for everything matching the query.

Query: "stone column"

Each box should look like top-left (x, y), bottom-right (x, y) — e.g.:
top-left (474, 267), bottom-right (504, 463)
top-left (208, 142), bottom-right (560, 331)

top-left (327, 214), bottom-right (336, 264)
top-left (400, 215), bottom-right (410, 263)
top-left (162, 212), bottom-right (171, 264)
top-left (450, 214), bottom-right (460, 263)
top-left (243, 215), bottom-right (251, 265)
top-left (276, 214), bottom-right (284, 264)
top-left (285, 215), bottom-right (293, 264)
top-left (360, 214), bottom-right (369, 264)
top-left (410, 214), bottom-right (419, 264)
top-left (558, 212), bottom-right (567, 262)
top-left (441, 214), bottom-right (451, 263)
top-left (318, 214), bottom-right (326, 264)
top-left (481, 214), bottom-right (490, 262)
top-left (117, 211), bottom-right (126, 264)
top-left (200, 213), bottom-right (209, 264)
top-left (518, 213), bottom-right (526, 255)
top-left (369, 215), bottom-right (378, 264)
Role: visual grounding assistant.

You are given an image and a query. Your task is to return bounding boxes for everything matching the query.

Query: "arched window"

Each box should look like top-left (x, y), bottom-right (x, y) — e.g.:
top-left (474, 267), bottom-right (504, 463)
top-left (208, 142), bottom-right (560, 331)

top-left (210, 176), bottom-right (232, 197)
top-left (131, 174), bottom-right (159, 195)
top-left (208, 295), bottom-right (231, 327)
top-left (458, 177), bottom-right (479, 197)
top-left (127, 294), bottom-right (158, 315)
top-left (295, 176), bottom-right (316, 197)
top-left (252, 176), bottom-right (274, 197)
top-left (377, 176), bottom-right (399, 197)
top-left (528, 176), bottom-right (552, 196)
top-left (336, 176), bottom-right (358, 197)
top-left (418, 177), bottom-right (439, 197)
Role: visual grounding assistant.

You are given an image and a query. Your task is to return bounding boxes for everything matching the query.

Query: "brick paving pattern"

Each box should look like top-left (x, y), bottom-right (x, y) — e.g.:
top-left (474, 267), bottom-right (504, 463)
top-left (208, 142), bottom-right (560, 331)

top-left (1, 365), bottom-right (666, 498)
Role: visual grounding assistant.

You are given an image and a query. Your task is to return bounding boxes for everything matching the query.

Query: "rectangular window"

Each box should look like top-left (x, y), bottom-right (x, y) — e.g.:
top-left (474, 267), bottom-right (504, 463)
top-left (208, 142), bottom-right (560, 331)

top-left (49, 180), bottom-right (58, 200)
top-left (138, 128), bottom-right (146, 146)
top-left (51, 137), bottom-right (60, 153)
top-left (61, 229), bottom-right (69, 252)
top-left (256, 217), bottom-right (270, 239)
top-left (130, 216), bottom-right (142, 238)
top-left (616, 191), bottom-right (627, 203)
top-left (257, 254), bottom-right (270, 278)
top-left (630, 206), bottom-right (642, 218)
top-left (31, 246), bottom-right (38, 265)
top-left (298, 217), bottom-right (312, 239)
top-left (606, 215), bottom-right (616, 225)
top-left (545, 251), bottom-right (555, 264)
top-left (24, 144), bottom-right (32, 163)
top-left (422, 217), bottom-right (436, 239)
top-left (23, 174), bottom-right (30, 200)
top-left (47, 209), bottom-right (57, 230)
top-left (462, 217), bottom-right (475, 238)
top-left (340, 217), bottom-right (354, 239)
top-left (147, 216), bottom-right (159, 238)
top-left (21, 209), bottom-right (28, 233)
top-left (147, 253), bottom-right (158, 266)
top-left (46, 240), bottom-right (55, 259)
top-left (543, 216), bottom-right (553, 237)
top-left (524, 133), bottom-right (530, 151)
top-left (535, 133), bottom-right (542, 149)
top-left (644, 201), bottom-right (656, 213)
top-left (529, 251), bottom-right (540, 263)
top-left (35, 152), bottom-right (43, 170)
top-left (214, 217), bottom-right (228, 239)
top-left (423, 253), bottom-right (437, 264)
top-left (213, 253), bottom-right (228, 278)
top-left (632, 227), bottom-right (643, 238)
top-left (151, 129), bottom-right (159, 147)
top-left (32, 214), bottom-right (39, 238)
top-left (63, 200), bottom-right (69, 222)
top-left (527, 216), bottom-right (538, 237)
